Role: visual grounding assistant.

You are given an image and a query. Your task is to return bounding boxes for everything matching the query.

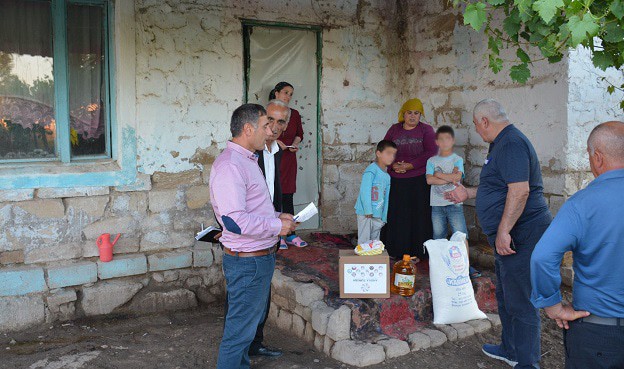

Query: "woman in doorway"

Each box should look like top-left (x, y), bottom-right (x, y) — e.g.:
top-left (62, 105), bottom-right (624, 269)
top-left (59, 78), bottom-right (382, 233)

top-left (270, 82), bottom-right (308, 249)
top-left (381, 98), bottom-right (437, 260)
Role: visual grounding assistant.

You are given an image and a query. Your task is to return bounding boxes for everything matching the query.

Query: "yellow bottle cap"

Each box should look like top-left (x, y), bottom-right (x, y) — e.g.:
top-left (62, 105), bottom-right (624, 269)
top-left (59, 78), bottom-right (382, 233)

top-left (402, 254), bottom-right (411, 262)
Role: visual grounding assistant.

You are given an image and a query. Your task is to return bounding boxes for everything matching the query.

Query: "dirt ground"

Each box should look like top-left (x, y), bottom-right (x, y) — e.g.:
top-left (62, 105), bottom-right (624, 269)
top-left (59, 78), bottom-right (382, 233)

top-left (0, 306), bottom-right (565, 369)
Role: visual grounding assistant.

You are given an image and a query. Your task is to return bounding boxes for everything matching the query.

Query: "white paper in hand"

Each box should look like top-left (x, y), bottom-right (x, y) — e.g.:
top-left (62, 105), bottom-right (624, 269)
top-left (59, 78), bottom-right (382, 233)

top-left (293, 203), bottom-right (318, 224)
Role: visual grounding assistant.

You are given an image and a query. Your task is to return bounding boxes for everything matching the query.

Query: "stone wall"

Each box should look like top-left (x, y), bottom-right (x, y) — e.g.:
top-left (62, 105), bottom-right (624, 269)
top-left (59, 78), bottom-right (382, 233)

top-left (0, 170), bottom-right (225, 332)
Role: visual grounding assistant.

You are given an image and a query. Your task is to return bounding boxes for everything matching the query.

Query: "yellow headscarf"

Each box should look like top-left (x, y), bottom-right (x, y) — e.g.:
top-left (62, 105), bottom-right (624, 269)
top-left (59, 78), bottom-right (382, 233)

top-left (398, 98), bottom-right (424, 123)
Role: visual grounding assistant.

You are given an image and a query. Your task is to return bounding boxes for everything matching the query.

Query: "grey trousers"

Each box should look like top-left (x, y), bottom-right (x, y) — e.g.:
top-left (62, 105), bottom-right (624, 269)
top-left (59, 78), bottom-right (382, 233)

top-left (357, 215), bottom-right (385, 245)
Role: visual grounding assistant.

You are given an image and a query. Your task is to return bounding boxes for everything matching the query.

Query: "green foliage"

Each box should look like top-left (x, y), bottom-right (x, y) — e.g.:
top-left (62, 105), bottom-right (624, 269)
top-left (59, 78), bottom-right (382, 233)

top-left (455, 0), bottom-right (624, 109)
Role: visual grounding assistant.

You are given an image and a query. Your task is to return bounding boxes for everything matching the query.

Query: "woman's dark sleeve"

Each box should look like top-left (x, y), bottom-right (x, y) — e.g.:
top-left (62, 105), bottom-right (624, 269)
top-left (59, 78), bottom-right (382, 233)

top-left (294, 111), bottom-right (304, 141)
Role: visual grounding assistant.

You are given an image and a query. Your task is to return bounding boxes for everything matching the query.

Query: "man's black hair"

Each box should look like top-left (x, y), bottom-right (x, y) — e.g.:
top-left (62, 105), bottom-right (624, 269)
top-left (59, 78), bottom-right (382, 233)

top-left (230, 104), bottom-right (266, 137)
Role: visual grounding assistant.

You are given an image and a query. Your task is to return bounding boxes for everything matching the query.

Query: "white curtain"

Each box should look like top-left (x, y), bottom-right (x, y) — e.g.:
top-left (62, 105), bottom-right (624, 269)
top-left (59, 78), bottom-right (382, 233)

top-left (247, 27), bottom-right (320, 229)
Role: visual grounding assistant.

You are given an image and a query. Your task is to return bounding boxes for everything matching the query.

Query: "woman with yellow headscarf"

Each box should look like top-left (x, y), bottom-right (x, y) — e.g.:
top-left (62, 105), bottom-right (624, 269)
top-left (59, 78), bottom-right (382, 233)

top-left (381, 98), bottom-right (437, 260)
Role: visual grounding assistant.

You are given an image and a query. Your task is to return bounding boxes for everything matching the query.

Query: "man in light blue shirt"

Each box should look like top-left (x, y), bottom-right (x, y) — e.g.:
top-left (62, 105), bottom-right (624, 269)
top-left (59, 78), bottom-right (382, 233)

top-left (530, 121), bottom-right (624, 369)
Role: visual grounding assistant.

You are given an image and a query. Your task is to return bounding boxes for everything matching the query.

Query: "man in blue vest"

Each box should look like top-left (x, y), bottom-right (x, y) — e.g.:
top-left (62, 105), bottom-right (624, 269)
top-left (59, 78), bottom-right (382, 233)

top-left (530, 121), bottom-right (624, 369)
top-left (445, 99), bottom-right (551, 369)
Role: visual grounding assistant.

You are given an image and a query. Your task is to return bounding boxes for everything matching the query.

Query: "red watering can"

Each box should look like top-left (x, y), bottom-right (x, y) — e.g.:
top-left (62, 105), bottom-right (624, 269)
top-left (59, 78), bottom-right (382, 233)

top-left (96, 233), bottom-right (120, 262)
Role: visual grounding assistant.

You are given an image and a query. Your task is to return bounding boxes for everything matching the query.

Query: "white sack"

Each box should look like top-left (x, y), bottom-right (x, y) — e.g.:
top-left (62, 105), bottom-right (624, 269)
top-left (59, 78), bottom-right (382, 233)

top-left (424, 232), bottom-right (487, 324)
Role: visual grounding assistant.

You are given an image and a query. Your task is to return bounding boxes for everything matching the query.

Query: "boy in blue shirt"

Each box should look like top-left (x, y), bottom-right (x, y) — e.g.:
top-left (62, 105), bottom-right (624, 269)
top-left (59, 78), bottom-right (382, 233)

top-left (426, 125), bottom-right (480, 278)
top-left (355, 140), bottom-right (397, 245)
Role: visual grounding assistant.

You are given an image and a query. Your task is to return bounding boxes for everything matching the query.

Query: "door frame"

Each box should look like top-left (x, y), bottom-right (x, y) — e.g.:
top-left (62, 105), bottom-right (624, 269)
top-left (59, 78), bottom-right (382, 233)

top-left (241, 20), bottom-right (323, 230)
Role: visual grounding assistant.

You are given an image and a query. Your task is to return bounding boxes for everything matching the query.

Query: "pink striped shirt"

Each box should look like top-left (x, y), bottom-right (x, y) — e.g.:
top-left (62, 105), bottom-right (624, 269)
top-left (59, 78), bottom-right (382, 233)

top-left (210, 141), bottom-right (282, 252)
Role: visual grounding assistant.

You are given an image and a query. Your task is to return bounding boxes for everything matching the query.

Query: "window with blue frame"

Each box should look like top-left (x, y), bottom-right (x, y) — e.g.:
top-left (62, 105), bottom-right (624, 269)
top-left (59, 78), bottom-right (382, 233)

top-left (0, 0), bottom-right (113, 163)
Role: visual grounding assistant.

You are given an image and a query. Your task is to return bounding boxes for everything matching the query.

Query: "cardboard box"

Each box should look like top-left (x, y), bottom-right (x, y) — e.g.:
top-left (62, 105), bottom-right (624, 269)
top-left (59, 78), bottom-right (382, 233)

top-left (339, 249), bottom-right (390, 298)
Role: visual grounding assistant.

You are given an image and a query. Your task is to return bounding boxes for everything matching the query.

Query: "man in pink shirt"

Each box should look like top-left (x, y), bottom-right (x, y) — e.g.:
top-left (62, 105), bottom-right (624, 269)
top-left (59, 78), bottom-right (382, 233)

top-left (210, 103), bottom-right (296, 369)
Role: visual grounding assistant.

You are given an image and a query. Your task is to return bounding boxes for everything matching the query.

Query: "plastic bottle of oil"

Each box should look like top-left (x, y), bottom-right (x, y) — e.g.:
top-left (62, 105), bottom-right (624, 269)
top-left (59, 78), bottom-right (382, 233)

top-left (390, 255), bottom-right (417, 296)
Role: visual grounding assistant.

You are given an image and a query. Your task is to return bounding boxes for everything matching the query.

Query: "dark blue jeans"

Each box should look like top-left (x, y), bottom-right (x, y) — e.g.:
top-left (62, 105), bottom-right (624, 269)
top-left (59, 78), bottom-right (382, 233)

top-left (217, 252), bottom-right (276, 369)
top-left (489, 222), bottom-right (550, 369)
top-left (564, 320), bottom-right (624, 369)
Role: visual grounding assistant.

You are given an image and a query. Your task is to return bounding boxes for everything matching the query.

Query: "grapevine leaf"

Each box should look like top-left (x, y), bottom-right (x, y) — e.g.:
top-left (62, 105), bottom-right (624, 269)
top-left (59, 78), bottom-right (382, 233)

top-left (510, 63), bottom-right (531, 83)
top-left (464, 2), bottom-right (488, 30)
top-left (532, 0), bottom-right (564, 23)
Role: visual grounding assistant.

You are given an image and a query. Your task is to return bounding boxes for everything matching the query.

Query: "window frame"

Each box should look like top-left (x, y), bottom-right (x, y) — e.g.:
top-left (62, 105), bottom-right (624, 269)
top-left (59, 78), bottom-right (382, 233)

top-left (0, 0), bottom-right (137, 190)
top-left (0, 0), bottom-right (115, 164)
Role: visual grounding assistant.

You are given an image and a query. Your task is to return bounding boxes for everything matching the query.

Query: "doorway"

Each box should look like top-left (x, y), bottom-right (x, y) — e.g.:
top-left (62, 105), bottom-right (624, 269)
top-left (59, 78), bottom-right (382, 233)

top-left (243, 22), bottom-right (321, 230)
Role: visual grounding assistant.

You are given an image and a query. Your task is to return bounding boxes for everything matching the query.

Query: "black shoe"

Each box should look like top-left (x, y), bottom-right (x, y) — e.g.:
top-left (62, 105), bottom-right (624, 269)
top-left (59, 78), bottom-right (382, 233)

top-left (249, 345), bottom-right (283, 357)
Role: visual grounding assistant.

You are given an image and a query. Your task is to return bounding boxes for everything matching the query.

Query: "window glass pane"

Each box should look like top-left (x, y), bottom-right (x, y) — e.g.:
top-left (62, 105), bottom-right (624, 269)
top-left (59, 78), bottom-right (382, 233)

top-left (67, 3), bottom-right (107, 157)
top-left (0, 0), bottom-right (56, 160)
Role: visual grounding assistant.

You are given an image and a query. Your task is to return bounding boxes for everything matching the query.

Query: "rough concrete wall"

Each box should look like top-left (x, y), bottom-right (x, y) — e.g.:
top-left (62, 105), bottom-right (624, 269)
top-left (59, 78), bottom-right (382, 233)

top-left (398, 0), bottom-right (569, 238)
top-left (133, 0), bottom-right (406, 233)
top-left (565, 46), bottom-right (624, 195)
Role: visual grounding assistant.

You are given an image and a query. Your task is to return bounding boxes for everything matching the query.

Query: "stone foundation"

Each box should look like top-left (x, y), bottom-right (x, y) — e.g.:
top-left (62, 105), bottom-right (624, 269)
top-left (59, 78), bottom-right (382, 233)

top-left (0, 240), bottom-right (225, 332)
top-left (268, 269), bottom-right (500, 366)
top-left (269, 234), bottom-right (500, 366)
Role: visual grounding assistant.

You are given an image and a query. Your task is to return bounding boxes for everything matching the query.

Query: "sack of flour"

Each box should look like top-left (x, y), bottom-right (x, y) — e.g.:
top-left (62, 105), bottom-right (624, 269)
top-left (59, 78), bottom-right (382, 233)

top-left (424, 232), bottom-right (486, 324)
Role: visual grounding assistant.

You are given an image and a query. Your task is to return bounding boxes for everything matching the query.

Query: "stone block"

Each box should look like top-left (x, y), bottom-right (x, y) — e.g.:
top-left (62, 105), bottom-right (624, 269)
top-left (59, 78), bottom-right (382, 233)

top-left (185, 185), bottom-right (210, 209)
top-left (0, 250), bottom-right (24, 265)
top-left (272, 293), bottom-right (289, 311)
top-left (109, 192), bottom-right (148, 215)
top-left (450, 322), bottom-right (475, 339)
top-left (152, 170), bottom-right (202, 189)
top-left (421, 328), bottom-right (448, 347)
top-left (0, 189), bottom-right (34, 202)
top-left (129, 289), bottom-right (197, 313)
top-left (377, 339), bottom-right (411, 359)
top-left (24, 242), bottom-right (82, 264)
top-left (65, 196), bottom-right (110, 219)
top-left (37, 186), bottom-right (109, 199)
top-left (267, 303), bottom-right (279, 325)
top-left (15, 199), bottom-right (64, 218)
top-left (193, 248), bottom-right (214, 267)
top-left (276, 309), bottom-right (293, 332)
top-left (47, 261), bottom-right (97, 289)
top-left (466, 319), bottom-right (492, 333)
top-left (561, 265), bottom-right (574, 287)
top-left (292, 314), bottom-right (306, 337)
top-left (0, 266), bottom-right (47, 296)
top-left (294, 282), bottom-right (324, 307)
top-left (314, 333), bottom-right (324, 352)
top-left (148, 189), bottom-right (178, 212)
top-left (213, 247), bottom-right (223, 264)
top-left (331, 340), bottom-right (385, 366)
top-left (163, 270), bottom-right (179, 282)
top-left (97, 254), bottom-right (148, 280)
top-left (408, 331), bottom-right (431, 351)
top-left (304, 321), bottom-right (315, 343)
top-left (0, 295), bottom-right (45, 331)
top-left (82, 216), bottom-right (137, 240)
top-left (81, 280), bottom-right (143, 316)
top-left (323, 335), bottom-right (335, 357)
top-left (434, 324), bottom-right (458, 341)
top-left (140, 230), bottom-right (194, 251)
top-left (114, 173), bottom-right (152, 192)
top-left (148, 250), bottom-right (193, 271)
top-left (323, 165), bottom-right (339, 183)
top-left (549, 195), bottom-right (566, 216)
top-left (294, 304), bottom-right (312, 321)
top-left (326, 305), bottom-right (351, 341)
top-left (486, 313), bottom-right (501, 327)
top-left (47, 289), bottom-right (78, 308)
top-left (311, 301), bottom-right (335, 336)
